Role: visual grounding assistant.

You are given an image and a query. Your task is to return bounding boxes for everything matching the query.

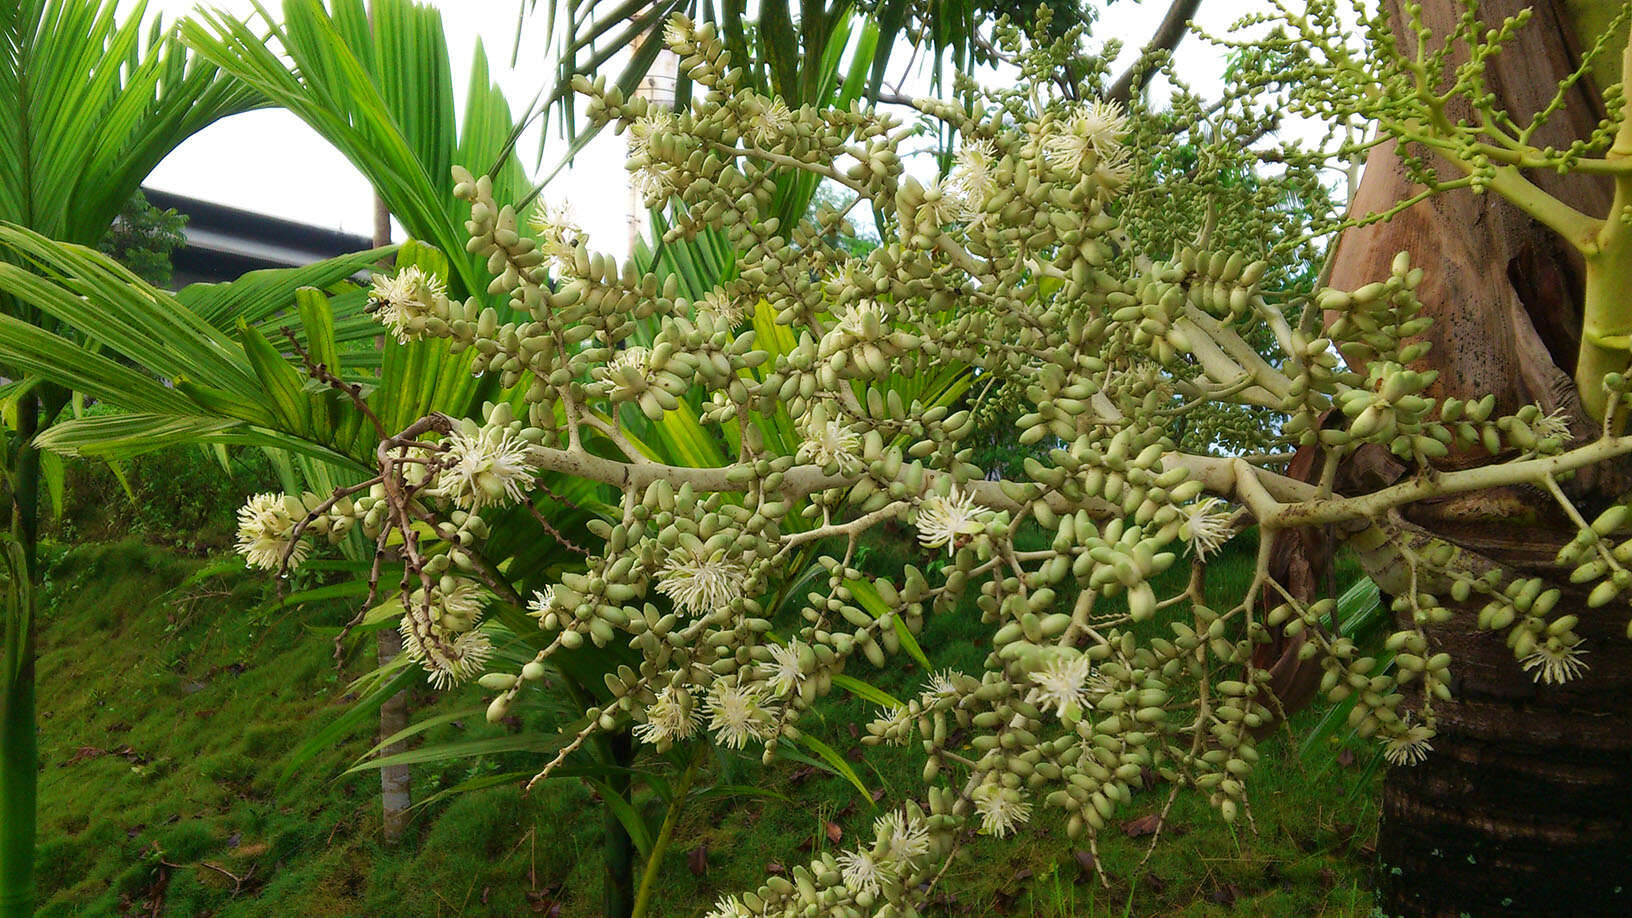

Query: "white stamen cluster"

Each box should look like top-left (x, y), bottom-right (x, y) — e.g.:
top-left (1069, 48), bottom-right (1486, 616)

top-left (704, 679), bottom-right (778, 749)
top-left (368, 266), bottom-right (447, 344)
top-left (973, 781), bottom-right (1033, 837)
top-left (915, 488), bottom-right (988, 555)
top-left (235, 492), bottom-right (310, 571)
top-left (437, 423), bottom-right (535, 510)
top-left (655, 544), bottom-right (749, 617)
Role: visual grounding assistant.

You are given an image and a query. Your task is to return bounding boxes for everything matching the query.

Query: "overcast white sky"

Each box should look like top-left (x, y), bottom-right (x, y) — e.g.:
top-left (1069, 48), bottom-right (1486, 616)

top-left (138, 0), bottom-right (1269, 260)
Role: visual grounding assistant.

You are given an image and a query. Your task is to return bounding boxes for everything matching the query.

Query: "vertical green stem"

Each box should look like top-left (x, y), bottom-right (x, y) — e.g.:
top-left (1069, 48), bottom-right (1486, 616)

top-left (631, 747), bottom-right (705, 918)
top-left (1, 392), bottom-right (41, 918)
top-left (1577, 29), bottom-right (1632, 425)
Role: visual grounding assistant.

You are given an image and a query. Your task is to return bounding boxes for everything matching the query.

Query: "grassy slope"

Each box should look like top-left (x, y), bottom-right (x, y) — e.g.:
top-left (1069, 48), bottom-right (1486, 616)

top-left (33, 536), bottom-right (1379, 917)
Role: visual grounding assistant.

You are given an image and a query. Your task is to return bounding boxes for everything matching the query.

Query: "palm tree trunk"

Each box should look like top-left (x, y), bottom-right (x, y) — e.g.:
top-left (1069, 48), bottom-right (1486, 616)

top-left (1320, 2), bottom-right (1632, 913)
top-left (376, 627), bottom-right (411, 843)
top-left (1377, 581), bottom-right (1632, 915)
top-left (1, 393), bottom-right (41, 918)
top-left (371, 187), bottom-right (411, 845)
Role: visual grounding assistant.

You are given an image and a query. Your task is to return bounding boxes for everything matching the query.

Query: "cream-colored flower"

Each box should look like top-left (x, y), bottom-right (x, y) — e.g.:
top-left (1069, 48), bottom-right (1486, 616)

top-left (704, 895), bottom-right (752, 918)
top-left (915, 487), bottom-right (988, 555)
top-left (874, 810), bottom-right (931, 861)
top-left (1532, 406), bottom-right (1572, 444)
top-left (868, 704), bottom-right (914, 745)
top-left (765, 640), bottom-right (807, 696)
top-left (423, 579), bottom-right (488, 632)
top-left (527, 585), bottom-right (557, 621)
top-left (234, 492), bottom-right (310, 571)
top-left (527, 200), bottom-right (585, 275)
top-left (837, 847), bottom-right (894, 896)
top-left (1040, 99), bottom-right (1128, 170)
top-left (368, 266), bottom-right (446, 343)
top-left (972, 781), bottom-right (1032, 837)
top-left (705, 679), bottom-right (778, 749)
top-left (697, 288), bottom-right (749, 328)
top-left (627, 109), bottom-right (673, 162)
top-left (438, 424), bottom-right (535, 510)
top-left (633, 683), bottom-right (703, 746)
top-left (400, 620), bottom-right (493, 690)
top-left (1521, 640), bottom-right (1589, 685)
top-left (595, 345), bottom-right (654, 400)
top-left (795, 414), bottom-right (863, 473)
top-left (947, 138), bottom-right (997, 210)
top-left (655, 545), bottom-right (748, 617)
top-left (747, 96), bottom-right (793, 147)
top-left (923, 669), bottom-right (962, 702)
top-left (661, 15), bottom-right (691, 52)
top-left (1180, 497), bottom-right (1234, 559)
top-left (917, 176), bottom-right (969, 225)
top-left (1027, 652), bottom-right (1094, 718)
top-left (1380, 721), bottom-right (1435, 767)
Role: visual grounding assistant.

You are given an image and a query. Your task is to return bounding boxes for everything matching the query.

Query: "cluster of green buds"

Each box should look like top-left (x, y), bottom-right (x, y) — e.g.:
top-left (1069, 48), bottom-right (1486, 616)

top-left (232, 11), bottom-right (1632, 913)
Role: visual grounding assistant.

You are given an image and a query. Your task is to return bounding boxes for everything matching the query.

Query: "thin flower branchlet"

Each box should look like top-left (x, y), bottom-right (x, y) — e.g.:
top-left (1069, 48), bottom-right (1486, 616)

top-left (228, 10), bottom-right (1632, 913)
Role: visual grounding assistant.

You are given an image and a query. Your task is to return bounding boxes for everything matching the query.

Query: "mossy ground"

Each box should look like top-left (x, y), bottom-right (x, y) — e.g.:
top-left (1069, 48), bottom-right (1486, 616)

top-left (33, 534), bottom-right (1378, 917)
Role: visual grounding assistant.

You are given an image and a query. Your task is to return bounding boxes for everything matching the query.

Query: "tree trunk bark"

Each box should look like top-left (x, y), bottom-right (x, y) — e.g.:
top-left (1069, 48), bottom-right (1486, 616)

top-left (371, 187), bottom-right (412, 845)
top-left (377, 627), bottom-right (412, 844)
top-left (1319, 1), bottom-right (1632, 913)
top-left (1377, 578), bottom-right (1632, 916)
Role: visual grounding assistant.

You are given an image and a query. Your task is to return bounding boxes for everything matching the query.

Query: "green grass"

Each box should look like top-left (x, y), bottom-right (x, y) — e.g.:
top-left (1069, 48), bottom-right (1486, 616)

top-left (31, 533), bottom-right (1379, 916)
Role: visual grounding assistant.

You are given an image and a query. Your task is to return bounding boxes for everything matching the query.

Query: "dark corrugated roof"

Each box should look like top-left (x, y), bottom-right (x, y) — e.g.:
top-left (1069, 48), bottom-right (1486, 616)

top-left (142, 187), bottom-right (374, 286)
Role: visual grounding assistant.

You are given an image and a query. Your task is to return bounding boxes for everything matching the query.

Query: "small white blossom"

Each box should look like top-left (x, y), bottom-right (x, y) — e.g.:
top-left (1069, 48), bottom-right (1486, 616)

top-left (438, 424), bottom-right (535, 510)
top-left (874, 810), bottom-right (931, 861)
top-left (655, 545), bottom-right (748, 616)
top-left (795, 414), bottom-right (863, 473)
top-left (662, 15), bottom-right (693, 52)
top-left (424, 579), bottom-right (487, 631)
top-left (527, 585), bottom-right (556, 621)
top-left (705, 894), bottom-right (751, 918)
top-left (400, 620), bottom-right (493, 689)
top-left (630, 160), bottom-right (676, 205)
top-left (697, 288), bottom-right (749, 327)
top-left (368, 266), bottom-right (446, 343)
top-left (627, 109), bottom-right (673, 163)
top-left (1040, 99), bottom-right (1128, 170)
top-left (1181, 497), bottom-right (1235, 559)
top-left (1096, 147), bottom-right (1136, 187)
top-left (705, 679), bottom-right (778, 749)
top-left (837, 847), bottom-right (894, 896)
top-left (947, 138), bottom-right (997, 211)
top-left (595, 345), bottom-right (654, 400)
top-left (235, 492), bottom-right (309, 571)
top-left (917, 176), bottom-right (968, 225)
top-left (747, 96), bottom-right (793, 147)
top-left (868, 704), bottom-right (914, 745)
top-left (1532, 406), bottom-right (1572, 444)
top-left (1381, 722), bottom-right (1435, 767)
top-left (527, 200), bottom-right (585, 274)
top-left (923, 669), bottom-right (961, 702)
top-left (1521, 641), bottom-right (1589, 685)
top-left (915, 487), bottom-right (988, 555)
top-left (765, 640), bottom-right (807, 696)
top-left (972, 781), bottom-right (1032, 837)
top-left (633, 684), bottom-right (703, 746)
top-left (1027, 653), bottom-right (1094, 718)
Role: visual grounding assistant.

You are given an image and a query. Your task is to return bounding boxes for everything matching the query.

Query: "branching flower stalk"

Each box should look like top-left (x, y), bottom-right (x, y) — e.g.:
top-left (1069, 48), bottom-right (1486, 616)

top-left (232, 12), bottom-right (1632, 915)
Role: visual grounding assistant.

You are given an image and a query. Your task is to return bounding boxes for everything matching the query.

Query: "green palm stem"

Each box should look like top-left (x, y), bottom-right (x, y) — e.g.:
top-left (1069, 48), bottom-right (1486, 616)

top-left (631, 745), bottom-right (706, 918)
